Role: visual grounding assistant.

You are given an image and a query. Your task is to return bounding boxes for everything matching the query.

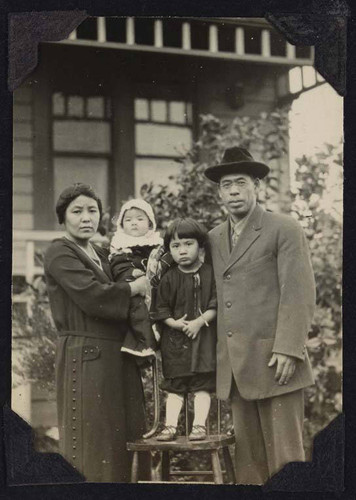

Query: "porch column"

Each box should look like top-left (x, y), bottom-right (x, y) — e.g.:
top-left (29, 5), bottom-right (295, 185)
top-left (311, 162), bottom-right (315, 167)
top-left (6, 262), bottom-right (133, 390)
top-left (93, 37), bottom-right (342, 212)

top-left (111, 77), bottom-right (135, 211)
top-left (33, 64), bottom-right (54, 229)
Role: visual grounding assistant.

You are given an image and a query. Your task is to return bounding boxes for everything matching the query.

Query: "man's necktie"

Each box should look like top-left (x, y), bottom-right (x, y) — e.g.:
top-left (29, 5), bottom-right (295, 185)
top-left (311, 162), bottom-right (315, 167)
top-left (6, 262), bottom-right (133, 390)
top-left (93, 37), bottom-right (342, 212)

top-left (231, 228), bottom-right (239, 248)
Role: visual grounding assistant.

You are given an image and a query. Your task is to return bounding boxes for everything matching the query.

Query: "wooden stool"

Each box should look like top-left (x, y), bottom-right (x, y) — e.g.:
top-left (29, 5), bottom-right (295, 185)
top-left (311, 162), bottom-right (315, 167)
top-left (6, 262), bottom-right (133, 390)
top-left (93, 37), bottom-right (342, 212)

top-left (127, 433), bottom-right (235, 483)
top-left (127, 360), bottom-right (236, 484)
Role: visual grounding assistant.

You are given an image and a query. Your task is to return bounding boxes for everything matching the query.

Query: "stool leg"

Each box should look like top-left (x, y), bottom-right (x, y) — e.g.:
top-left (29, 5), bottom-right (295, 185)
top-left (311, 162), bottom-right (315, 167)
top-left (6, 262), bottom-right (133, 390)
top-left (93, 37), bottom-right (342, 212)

top-left (222, 446), bottom-right (236, 484)
top-left (131, 451), bottom-right (139, 483)
top-left (211, 449), bottom-right (223, 484)
top-left (138, 451), bottom-right (152, 481)
top-left (161, 451), bottom-right (170, 481)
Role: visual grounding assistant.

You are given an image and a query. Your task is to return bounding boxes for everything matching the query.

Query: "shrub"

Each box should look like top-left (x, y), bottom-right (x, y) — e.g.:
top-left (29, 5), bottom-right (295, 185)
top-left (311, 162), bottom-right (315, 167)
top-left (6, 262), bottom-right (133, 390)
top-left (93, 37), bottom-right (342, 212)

top-left (12, 275), bottom-right (57, 394)
top-left (141, 111), bottom-right (289, 232)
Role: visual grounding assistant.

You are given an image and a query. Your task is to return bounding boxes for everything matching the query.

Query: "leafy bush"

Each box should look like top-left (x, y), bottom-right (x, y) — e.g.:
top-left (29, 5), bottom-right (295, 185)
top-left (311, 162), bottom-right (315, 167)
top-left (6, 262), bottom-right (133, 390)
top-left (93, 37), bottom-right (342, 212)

top-left (289, 144), bottom-right (342, 453)
top-left (141, 111), bottom-right (290, 231)
top-left (12, 276), bottom-right (57, 393)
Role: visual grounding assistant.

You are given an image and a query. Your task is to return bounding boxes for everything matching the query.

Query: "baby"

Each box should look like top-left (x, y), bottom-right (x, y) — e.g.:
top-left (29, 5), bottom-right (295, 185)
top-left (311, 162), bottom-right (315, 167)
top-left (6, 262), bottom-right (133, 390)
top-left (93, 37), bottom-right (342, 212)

top-left (110, 199), bottom-right (163, 358)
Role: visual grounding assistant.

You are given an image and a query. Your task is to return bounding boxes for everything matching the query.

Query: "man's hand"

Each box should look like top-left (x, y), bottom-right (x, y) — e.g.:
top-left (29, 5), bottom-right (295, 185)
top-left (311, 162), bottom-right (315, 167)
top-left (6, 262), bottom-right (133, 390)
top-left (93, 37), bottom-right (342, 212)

top-left (182, 318), bottom-right (204, 339)
top-left (268, 353), bottom-right (297, 385)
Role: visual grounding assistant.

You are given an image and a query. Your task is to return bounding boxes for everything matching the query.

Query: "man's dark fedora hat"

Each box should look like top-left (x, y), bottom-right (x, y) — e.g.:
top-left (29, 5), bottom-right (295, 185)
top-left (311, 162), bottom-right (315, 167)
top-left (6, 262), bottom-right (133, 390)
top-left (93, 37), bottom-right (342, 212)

top-left (204, 146), bottom-right (270, 183)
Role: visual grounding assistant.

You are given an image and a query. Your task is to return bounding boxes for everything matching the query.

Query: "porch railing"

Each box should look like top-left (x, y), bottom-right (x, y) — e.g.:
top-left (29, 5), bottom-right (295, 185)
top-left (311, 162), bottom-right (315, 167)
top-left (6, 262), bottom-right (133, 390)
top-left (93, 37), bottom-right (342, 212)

top-left (13, 230), bottom-right (107, 284)
top-left (61, 17), bottom-right (315, 67)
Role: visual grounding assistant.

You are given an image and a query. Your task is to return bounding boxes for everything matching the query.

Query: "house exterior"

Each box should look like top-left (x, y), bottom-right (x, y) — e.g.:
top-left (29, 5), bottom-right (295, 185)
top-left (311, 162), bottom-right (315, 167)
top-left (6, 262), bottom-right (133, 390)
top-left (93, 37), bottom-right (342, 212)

top-left (12, 16), bottom-right (320, 427)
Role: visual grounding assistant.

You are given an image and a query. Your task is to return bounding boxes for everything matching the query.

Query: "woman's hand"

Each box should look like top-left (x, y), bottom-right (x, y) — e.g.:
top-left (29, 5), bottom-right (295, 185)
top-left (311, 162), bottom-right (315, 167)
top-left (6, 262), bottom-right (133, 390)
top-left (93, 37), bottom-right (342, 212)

top-left (182, 318), bottom-right (204, 339)
top-left (132, 268), bottom-right (145, 278)
top-left (129, 275), bottom-right (147, 297)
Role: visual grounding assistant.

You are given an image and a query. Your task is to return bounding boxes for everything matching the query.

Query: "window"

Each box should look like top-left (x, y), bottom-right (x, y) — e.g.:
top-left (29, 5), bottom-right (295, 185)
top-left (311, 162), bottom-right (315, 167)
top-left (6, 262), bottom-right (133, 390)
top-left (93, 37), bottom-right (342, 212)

top-left (52, 93), bottom-right (112, 221)
top-left (134, 97), bottom-right (193, 195)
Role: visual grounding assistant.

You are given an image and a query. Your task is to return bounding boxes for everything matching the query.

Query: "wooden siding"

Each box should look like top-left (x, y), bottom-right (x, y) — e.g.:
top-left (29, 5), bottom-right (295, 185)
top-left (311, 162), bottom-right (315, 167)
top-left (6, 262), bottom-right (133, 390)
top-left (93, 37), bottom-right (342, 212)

top-left (13, 85), bottom-right (34, 275)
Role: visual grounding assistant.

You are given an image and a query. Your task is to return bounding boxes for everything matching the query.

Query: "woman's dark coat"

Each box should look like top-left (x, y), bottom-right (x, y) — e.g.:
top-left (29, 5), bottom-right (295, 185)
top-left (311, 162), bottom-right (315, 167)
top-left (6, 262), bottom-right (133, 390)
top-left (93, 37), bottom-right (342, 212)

top-left (44, 238), bottom-right (147, 482)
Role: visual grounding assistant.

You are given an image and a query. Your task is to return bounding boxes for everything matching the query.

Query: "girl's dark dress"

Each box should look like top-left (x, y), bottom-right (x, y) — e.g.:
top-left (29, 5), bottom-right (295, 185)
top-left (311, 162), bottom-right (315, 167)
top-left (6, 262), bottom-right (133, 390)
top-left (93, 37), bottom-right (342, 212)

top-left (152, 263), bottom-right (217, 388)
top-left (44, 238), bottom-right (148, 482)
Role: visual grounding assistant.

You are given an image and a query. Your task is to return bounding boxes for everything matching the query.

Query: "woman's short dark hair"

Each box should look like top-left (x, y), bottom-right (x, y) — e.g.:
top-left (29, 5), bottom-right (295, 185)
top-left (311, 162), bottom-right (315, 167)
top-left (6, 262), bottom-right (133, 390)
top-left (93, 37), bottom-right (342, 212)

top-left (55, 183), bottom-right (103, 225)
top-left (163, 218), bottom-right (208, 250)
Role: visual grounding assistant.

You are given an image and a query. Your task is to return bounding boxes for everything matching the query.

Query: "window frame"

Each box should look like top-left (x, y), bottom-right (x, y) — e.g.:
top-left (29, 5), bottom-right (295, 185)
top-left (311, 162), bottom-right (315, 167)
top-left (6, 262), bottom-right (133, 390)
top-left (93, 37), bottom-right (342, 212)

top-left (133, 94), bottom-right (194, 196)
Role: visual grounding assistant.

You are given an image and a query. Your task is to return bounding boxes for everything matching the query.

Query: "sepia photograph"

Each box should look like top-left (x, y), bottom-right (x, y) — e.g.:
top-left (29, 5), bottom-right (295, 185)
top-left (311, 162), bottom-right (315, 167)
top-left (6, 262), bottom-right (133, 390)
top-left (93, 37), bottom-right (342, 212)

top-left (9, 13), bottom-right (343, 486)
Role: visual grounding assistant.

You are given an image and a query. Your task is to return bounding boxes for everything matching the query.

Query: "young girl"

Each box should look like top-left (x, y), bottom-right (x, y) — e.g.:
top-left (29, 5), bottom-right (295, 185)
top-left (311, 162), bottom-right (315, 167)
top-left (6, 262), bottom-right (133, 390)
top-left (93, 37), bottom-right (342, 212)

top-left (152, 218), bottom-right (217, 441)
top-left (110, 199), bottom-right (163, 358)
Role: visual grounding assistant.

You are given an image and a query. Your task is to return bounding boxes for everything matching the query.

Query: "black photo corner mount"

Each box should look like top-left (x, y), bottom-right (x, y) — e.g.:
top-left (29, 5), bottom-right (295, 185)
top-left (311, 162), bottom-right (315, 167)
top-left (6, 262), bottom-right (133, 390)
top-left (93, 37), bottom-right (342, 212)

top-left (8, 10), bottom-right (88, 92)
top-left (3, 406), bottom-right (85, 485)
top-left (3, 1), bottom-right (348, 494)
top-left (263, 414), bottom-right (344, 492)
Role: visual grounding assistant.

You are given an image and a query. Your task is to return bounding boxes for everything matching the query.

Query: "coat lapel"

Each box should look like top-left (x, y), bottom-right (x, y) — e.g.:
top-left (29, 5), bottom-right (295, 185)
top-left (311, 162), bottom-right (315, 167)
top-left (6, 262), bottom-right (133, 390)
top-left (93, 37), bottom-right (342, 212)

top-left (225, 204), bottom-right (264, 271)
top-left (216, 220), bottom-right (230, 265)
top-left (63, 238), bottom-right (112, 283)
top-left (92, 243), bottom-right (114, 280)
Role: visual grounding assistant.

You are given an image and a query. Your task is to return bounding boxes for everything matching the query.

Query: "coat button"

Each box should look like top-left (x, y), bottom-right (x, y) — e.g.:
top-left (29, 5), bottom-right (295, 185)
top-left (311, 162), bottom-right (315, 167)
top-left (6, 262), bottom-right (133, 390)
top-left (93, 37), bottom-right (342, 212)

top-left (84, 350), bottom-right (88, 354)
top-left (72, 426), bottom-right (76, 430)
top-left (227, 331), bottom-right (233, 337)
top-left (73, 436), bottom-right (77, 440)
top-left (225, 274), bottom-right (231, 280)
top-left (72, 359), bottom-right (76, 363)
top-left (226, 301), bottom-right (232, 308)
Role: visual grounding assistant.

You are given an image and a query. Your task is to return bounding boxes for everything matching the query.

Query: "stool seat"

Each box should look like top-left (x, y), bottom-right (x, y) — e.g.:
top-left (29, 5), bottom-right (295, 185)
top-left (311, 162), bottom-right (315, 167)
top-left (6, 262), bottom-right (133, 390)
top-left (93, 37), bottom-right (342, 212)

top-left (127, 434), bottom-right (235, 452)
top-left (126, 360), bottom-right (236, 484)
top-left (127, 434), bottom-right (236, 483)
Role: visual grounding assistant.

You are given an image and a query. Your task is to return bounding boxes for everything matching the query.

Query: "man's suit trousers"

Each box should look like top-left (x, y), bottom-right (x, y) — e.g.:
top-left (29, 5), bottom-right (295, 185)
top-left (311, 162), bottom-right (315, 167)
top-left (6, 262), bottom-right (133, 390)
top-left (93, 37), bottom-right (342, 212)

top-left (231, 381), bottom-right (305, 485)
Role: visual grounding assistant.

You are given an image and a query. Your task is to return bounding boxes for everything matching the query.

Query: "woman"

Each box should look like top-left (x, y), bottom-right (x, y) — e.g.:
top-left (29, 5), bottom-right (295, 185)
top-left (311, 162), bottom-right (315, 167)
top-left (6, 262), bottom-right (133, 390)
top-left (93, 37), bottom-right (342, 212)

top-left (44, 183), bottom-right (149, 482)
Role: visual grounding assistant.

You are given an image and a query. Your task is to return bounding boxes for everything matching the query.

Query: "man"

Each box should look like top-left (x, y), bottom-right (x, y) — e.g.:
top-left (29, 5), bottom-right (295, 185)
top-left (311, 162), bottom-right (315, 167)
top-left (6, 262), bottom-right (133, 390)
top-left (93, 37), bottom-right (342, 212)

top-left (205, 146), bottom-right (315, 484)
